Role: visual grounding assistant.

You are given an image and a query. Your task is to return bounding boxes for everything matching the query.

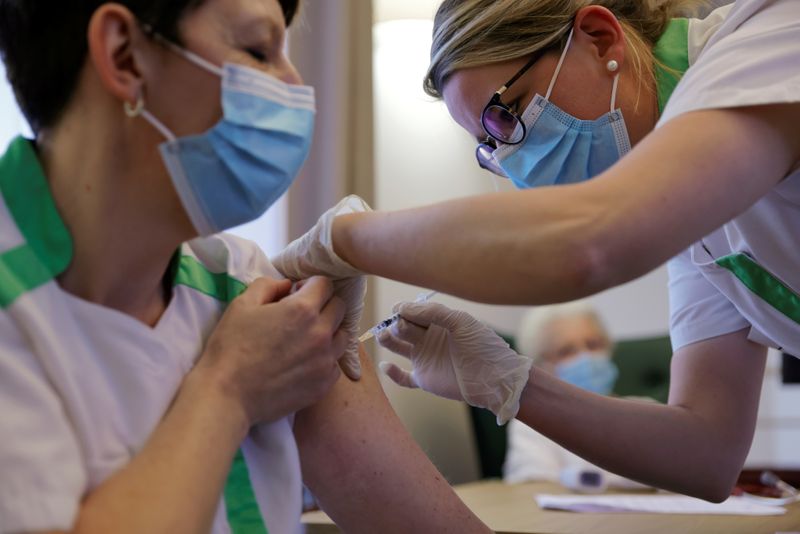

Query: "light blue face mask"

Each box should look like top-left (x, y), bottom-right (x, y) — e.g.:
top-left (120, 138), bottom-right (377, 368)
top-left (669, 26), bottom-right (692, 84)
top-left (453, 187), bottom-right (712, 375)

top-left (492, 30), bottom-right (631, 189)
top-left (555, 352), bottom-right (618, 396)
top-left (137, 39), bottom-right (315, 236)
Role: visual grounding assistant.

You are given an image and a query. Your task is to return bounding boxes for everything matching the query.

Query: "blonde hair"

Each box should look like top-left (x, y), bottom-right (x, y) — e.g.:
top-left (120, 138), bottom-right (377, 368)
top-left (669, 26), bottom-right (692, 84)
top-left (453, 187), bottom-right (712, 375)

top-left (424, 0), bottom-right (703, 100)
top-left (516, 301), bottom-right (608, 360)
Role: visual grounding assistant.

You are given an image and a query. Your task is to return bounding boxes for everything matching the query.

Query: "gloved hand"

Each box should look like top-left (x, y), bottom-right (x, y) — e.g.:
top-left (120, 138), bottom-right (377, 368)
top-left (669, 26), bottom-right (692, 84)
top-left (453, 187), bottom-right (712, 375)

top-left (378, 301), bottom-right (533, 425)
top-left (272, 195), bottom-right (371, 381)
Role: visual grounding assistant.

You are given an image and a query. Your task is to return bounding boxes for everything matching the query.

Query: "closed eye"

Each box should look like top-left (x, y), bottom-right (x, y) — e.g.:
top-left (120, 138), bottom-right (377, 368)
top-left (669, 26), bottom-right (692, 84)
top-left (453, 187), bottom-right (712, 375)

top-left (245, 47), bottom-right (268, 63)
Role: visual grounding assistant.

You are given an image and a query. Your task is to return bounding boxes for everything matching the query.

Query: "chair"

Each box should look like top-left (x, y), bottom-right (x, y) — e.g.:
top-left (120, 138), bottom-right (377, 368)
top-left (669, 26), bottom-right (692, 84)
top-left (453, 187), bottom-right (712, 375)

top-left (469, 335), bottom-right (673, 479)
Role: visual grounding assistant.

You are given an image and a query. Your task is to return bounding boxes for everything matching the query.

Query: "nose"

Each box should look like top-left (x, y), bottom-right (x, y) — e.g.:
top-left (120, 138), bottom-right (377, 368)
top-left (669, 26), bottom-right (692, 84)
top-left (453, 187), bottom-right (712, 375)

top-left (281, 60), bottom-right (304, 86)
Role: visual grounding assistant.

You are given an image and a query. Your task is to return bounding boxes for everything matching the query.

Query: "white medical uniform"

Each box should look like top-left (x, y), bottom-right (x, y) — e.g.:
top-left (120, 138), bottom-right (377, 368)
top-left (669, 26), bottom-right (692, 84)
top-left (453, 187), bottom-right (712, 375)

top-left (0, 137), bottom-right (301, 534)
top-left (663, 0), bottom-right (800, 354)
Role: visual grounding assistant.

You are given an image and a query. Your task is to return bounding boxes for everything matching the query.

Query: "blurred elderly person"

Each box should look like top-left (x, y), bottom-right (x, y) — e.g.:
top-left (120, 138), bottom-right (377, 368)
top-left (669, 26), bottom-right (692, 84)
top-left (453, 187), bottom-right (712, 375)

top-left (504, 302), bottom-right (642, 488)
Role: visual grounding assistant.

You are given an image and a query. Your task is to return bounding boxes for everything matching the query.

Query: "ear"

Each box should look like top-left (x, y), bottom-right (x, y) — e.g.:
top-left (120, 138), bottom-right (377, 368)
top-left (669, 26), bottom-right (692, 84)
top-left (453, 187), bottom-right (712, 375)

top-left (86, 4), bottom-right (148, 109)
top-left (572, 6), bottom-right (627, 73)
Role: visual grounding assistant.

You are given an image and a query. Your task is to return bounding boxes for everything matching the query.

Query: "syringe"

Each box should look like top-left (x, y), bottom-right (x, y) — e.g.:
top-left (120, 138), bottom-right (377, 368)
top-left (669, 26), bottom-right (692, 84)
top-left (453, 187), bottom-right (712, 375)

top-left (358, 290), bottom-right (438, 343)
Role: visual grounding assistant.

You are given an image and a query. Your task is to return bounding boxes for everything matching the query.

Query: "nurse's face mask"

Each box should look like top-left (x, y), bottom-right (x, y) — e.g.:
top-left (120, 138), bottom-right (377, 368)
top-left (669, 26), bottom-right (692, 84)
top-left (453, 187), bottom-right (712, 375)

top-left (128, 32), bottom-right (316, 236)
top-left (476, 28), bottom-right (631, 189)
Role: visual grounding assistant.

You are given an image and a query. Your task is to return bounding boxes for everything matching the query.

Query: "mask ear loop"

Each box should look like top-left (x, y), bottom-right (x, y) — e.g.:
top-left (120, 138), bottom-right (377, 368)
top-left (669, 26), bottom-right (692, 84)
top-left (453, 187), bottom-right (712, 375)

top-left (544, 28), bottom-right (574, 101)
top-left (609, 72), bottom-right (620, 112)
top-left (123, 90), bottom-right (177, 142)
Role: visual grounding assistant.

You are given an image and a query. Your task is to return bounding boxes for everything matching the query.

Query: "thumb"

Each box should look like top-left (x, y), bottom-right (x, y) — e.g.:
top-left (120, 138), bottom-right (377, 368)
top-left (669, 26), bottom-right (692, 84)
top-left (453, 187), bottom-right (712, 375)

top-left (339, 350), bottom-right (362, 381)
top-left (379, 361), bottom-right (419, 389)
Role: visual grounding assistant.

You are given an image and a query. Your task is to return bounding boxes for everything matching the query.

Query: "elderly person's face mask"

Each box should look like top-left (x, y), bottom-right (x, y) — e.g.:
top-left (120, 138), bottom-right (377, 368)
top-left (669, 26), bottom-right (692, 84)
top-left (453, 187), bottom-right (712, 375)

top-left (555, 352), bottom-right (618, 395)
top-left (129, 33), bottom-right (316, 236)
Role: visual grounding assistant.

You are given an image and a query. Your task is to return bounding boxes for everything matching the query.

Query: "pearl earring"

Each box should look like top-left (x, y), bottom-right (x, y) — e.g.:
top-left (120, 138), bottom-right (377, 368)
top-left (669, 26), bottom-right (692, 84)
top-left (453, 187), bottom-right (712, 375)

top-left (606, 60), bottom-right (619, 72)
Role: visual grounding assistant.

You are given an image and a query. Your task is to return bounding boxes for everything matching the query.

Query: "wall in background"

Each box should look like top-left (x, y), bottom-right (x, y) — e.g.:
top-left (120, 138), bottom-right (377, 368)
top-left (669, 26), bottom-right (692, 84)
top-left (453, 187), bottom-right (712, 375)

top-left (0, 62), bottom-right (33, 152)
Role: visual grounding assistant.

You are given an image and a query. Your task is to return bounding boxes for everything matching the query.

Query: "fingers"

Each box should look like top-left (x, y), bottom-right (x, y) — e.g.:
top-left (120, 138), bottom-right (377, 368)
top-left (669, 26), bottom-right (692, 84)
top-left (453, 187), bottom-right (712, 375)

top-left (391, 318), bottom-right (427, 346)
top-left (240, 277), bottom-right (293, 305)
top-left (378, 361), bottom-right (418, 389)
top-left (392, 301), bottom-right (453, 328)
top-left (377, 328), bottom-right (415, 358)
top-left (319, 293), bottom-right (347, 333)
top-left (287, 276), bottom-right (335, 311)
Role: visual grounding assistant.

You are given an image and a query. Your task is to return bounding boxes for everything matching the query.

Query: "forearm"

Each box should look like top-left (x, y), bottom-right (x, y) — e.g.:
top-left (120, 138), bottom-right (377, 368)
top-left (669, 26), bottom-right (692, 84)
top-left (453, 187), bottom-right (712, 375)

top-left (73, 371), bottom-right (248, 534)
top-left (295, 346), bottom-right (490, 534)
top-left (517, 331), bottom-right (766, 502)
top-left (518, 371), bottom-right (735, 501)
top-left (334, 189), bottom-right (602, 304)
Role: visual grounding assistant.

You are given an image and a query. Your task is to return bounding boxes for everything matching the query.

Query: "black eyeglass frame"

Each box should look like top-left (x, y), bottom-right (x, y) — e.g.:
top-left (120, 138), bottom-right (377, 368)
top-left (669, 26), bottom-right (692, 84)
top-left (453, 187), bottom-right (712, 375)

top-left (475, 34), bottom-right (569, 175)
top-left (475, 49), bottom-right (544, 174)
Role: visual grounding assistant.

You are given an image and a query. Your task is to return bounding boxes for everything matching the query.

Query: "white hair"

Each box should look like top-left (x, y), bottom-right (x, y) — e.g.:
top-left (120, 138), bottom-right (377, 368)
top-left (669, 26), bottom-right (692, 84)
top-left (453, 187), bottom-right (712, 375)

top-left (516, 301), bottom-right (607, 359)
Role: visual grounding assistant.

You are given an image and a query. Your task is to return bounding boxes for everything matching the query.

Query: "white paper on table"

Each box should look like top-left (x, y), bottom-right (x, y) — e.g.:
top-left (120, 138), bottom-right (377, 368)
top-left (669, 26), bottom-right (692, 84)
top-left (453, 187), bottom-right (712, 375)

top-left (535, 494), bottom-right (786, 516)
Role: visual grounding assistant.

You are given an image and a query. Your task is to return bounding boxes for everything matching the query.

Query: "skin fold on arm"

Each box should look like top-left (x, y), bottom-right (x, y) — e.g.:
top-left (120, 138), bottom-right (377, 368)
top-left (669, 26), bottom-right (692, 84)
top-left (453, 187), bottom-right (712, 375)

top-left (295, 346), bottom-right (491, 534)
top-left (334, 103), bottom-right (800, 305)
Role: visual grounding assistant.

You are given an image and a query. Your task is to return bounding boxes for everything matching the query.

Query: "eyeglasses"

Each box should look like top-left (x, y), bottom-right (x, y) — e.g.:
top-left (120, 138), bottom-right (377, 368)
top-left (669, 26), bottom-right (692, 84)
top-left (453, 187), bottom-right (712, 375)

top-left (475, 48), bottom-right (548, 176)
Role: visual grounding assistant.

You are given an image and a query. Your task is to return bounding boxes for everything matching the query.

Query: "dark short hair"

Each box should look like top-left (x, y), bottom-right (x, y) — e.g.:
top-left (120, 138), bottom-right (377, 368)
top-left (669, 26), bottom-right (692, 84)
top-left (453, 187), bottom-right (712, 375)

top-left (0, 0), bottom-right (300, 133)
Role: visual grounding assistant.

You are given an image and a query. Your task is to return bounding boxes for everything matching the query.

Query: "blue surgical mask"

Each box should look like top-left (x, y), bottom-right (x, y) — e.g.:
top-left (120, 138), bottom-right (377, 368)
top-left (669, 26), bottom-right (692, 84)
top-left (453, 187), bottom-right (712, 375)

top-left (140, 40), bottom-right (315, 236)
top-left (493, 30), bottom-right (631, 189)
top-left (555, 352), bottom-right (618, 396)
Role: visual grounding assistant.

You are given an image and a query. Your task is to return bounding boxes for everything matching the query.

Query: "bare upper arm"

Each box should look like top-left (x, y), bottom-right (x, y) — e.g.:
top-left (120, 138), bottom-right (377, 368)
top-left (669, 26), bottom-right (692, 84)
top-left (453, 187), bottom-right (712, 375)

top-left (668, 329), bottom-right (767, 472)
top-left (581, 102), bottom-right (800, 290)
top-left (293, 346), bottom-right (490, 534)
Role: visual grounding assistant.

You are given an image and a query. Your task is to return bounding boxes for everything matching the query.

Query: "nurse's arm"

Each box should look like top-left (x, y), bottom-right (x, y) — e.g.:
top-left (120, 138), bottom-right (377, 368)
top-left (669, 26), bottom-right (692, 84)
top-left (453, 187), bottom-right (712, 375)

top-left (333, 103), bottom-right (800, 304)
top-left (517, 329), bottom-right (767, 502)
top-left (294, 345), bottom-right (491, 534)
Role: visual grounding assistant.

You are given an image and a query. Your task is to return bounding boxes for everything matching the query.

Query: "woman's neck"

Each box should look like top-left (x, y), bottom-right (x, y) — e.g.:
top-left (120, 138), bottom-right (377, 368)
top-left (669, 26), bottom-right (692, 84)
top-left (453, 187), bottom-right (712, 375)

top-left (620, 69), bottom-right (660, 147)
top-left (38, 106), bottom-right (193, 326)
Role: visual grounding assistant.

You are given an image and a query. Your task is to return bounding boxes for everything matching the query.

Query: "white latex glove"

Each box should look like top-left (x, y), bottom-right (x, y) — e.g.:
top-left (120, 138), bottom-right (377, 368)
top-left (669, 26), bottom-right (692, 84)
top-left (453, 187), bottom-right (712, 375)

top-left (272, 195), bottom-right (371, 380)
top-left (378, 301), bottom-right (533, 425)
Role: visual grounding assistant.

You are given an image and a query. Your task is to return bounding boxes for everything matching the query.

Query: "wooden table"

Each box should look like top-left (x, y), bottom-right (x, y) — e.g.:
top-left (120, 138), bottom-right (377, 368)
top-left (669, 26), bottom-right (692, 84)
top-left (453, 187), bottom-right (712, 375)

top-left (302, 480), bottom-right (800, 533)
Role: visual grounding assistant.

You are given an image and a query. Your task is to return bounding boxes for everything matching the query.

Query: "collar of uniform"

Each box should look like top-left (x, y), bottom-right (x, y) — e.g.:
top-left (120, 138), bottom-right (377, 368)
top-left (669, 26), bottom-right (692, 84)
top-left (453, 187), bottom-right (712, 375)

top-left (0, 136), bottom-right (73, 279)
top-left (653, 18), bottom-right (690, 115)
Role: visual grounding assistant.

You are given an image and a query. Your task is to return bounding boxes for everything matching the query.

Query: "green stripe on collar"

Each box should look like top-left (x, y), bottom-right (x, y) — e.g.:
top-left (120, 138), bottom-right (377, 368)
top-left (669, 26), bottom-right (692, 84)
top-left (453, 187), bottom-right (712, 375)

top-left (653, 18), bottom-right (690, 115)
top-left (0, 137), bottom-right (73, 307)
top-left (172, 253), bottom-right (248, 302)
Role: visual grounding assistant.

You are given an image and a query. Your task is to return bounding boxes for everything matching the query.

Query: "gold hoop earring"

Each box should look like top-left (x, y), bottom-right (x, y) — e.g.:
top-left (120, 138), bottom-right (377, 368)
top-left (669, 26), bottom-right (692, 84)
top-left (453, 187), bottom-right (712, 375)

top-left (124, 93), bottom-right (144, 118)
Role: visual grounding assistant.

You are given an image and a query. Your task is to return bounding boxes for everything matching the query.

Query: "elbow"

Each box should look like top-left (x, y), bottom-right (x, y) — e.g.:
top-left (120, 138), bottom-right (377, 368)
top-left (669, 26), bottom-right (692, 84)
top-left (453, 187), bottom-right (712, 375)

top-left (694, 476), bottom-right (737, 504)
top-left (682, 457), bottom-right (743, 503)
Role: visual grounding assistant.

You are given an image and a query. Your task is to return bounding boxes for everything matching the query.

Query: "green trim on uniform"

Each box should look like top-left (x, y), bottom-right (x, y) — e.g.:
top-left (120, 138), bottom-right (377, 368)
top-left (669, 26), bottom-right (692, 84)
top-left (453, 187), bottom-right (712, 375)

top-left (172, 254), bottom-right (248, 302)
top-left (0, 245), bottom-right (55, 308)
top-left (716, 254), bottom-right (800, 325)
top-left (224, 450), bottom-right (270, 534)
top-left (653, 18), bottom-right (690, 114)
top-left (0, 137), bottom-right (269, 532)
top-left (0, 137), bottom-right (73, 308)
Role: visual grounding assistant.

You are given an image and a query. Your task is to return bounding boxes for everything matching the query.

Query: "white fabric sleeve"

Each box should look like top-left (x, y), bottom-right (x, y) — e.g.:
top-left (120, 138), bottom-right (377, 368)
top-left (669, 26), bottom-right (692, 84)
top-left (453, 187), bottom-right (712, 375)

top-left (502, 419), bottom-right (563, 483)
top-left (667, 249), bottom-right (750, 351)
top-left (0, 320), bottom-right (86, 533)
top-left (659, 0), bottom-right (800, 127)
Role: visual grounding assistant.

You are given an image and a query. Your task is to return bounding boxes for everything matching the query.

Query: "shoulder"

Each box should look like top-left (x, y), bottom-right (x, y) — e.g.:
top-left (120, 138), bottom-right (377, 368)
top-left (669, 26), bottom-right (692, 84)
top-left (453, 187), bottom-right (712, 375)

top-left (186, 233), bottom-right (281, 281)
top-left (660, 0), bottom-right (800, 126)
top-left (176, 233), bottom-right (283, 302)
top-left (666, 250), bottom-right (749, 352)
